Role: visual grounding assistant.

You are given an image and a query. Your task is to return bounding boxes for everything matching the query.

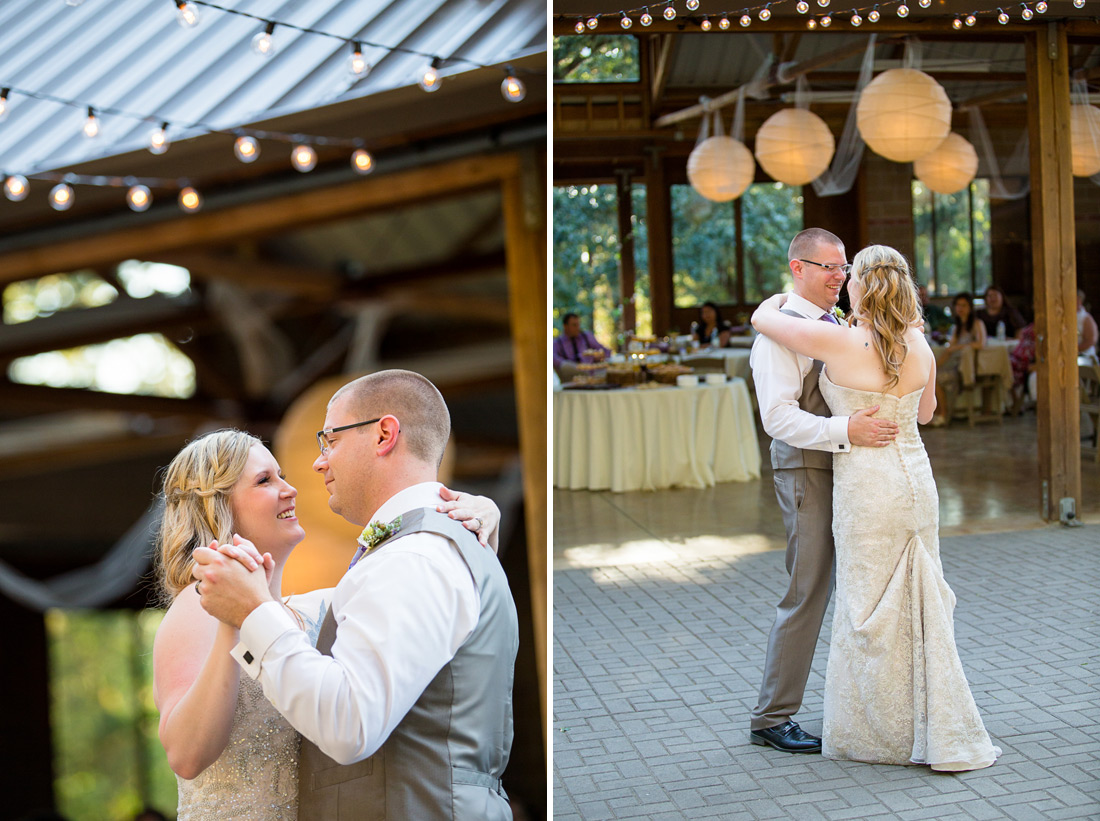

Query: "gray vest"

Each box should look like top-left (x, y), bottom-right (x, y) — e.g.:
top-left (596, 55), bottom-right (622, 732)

top-left (297, 508), bottom-right (518, 821)
top-left (770, 308), bottom-right (833, 471)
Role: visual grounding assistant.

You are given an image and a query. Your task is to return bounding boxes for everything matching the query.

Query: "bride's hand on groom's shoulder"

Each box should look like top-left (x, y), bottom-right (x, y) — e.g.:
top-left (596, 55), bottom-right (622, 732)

top-left (437, 486), bottom-right (500, 552)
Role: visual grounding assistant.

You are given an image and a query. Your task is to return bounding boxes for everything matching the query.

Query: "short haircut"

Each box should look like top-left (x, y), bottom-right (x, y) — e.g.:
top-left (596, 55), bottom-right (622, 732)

top-left (330, 370), bottom-right (451, 468)
top-left (789, 228), bottom-right (844, 262)
top-left (562, 312), bottom-right (579, 325)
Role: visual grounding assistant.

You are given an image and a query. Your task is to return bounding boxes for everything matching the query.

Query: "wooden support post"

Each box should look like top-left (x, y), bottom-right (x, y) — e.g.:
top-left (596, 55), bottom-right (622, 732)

top-left (616, 170), bottom-right (637, 335)
top-left (1026, 23), bottom-right (1081, 521)
top-left (501, 149), bottom-right (547, 750)
top-left (645, 148), bottom-right (674, 335)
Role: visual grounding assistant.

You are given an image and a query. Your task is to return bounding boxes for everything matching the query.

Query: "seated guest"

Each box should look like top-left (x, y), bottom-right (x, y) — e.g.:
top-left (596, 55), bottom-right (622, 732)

top-left (918, 285), bottom-right (952, 341)
top-left (977, 286), bottom-right (1026, 340)
top-left (1079, 289), bottom-right (1098, 362)
top-left (930, 292), bottom-right (987, 427)
top-left (690, 301), bottom-right (732, 348)
top-left (1009, 324), bottom-right (1037, 414)
top-left (553, 312), bottom-right (610, 368)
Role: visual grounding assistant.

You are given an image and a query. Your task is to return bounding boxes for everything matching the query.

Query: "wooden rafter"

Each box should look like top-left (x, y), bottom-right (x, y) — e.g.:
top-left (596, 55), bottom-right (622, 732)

top-left (651, 34), bottom-right (677, 112)
top-left (152, 251), bottom-right (341, 298)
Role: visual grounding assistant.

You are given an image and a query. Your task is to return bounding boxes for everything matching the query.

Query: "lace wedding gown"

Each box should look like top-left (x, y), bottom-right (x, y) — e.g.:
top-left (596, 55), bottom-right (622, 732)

top-left (819, 370), bottom-right (1001, 771)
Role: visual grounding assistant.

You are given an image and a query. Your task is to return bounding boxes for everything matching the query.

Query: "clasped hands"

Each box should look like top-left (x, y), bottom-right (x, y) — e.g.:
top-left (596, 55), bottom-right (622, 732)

top-left (192, 535), bottom-right (274, 629)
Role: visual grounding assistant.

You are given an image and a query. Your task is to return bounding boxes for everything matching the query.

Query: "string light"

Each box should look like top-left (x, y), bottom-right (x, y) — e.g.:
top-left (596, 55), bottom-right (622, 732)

top-left (640, 8), bottom-right (654, 24)
top-left (851, 10), bottom-right (863, 24)
top-left (82, 107), bottom-right (100, 139)
top-left (419, 58), bottom-right (443, 92)
top-left (0, 88), bottom-right (9, 122)
top-left (952, 15), bottom-right (964, 26)
top-left (175, 1), bottom-right (199, 28)
top-left (997, 7), bottom-right (1010, 21)
top-left (965, 12), bottom-right (978, 23)
top-left (1020, 3), bottom-right (1033, 19)
top-left (818, 0), bottom-right (830, 7)
top-left (351, 149), bottom-right (374, 175)
top-left (807, 17), bottom-right (818, 27)
top-left (234, 135), bottom-right (260, 163)
top-left (501, 70), bottom-right (526, 102)
top-left (919, 0), bottom-right (931, 7)
top-left (759, 4), bottom-right (773, 19)
top-left (740, 13), bottom-right (752, 25)
top-left (687, 0), bottom-right (701, 8)
top-left (587, 15), bottom-right (599, 27)
top-left (252, 21), bottom-right (276, 56)
top-left (1035, 0), bottom-right (1047, 10)
top-left (897, 4), bottom-right (910, 16)
top-left (148, 122), bottom-right (170, 155)
top-left (291, 144), bottom-right (317, 172)
top-left (718, 15), bottom-right (731, 26)
top-left (4, 175), bottom-right (28, 202)
top-left (663, 3), bottom-right (676, 19)
top-left (178, 186), bottom-right (202, 213)
top-left (621, 12), bottom-right (633, 27)
top-left (821, 13), bottom-right (833, 24)
top-left (868, 6), bottom-right (881, 21)
top-left (1074, 0), bottom-right (1085, 7)
top-left (574, 19), bottom-right (586, 32)
top-left (126, 184), bottom-right (152, 212)
top-left (796, 1), bottom-right (809, 12)
top-left (701, 16), bottom-right (712, 29)
top-left (49, 183), bottom-right (74, 211)
top-left (348, 42), bottom-right (369, 78)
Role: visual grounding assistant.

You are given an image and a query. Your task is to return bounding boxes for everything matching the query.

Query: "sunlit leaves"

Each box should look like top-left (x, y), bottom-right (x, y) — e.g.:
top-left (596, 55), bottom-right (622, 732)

top-left (554, 35), bottom-right (640, 83)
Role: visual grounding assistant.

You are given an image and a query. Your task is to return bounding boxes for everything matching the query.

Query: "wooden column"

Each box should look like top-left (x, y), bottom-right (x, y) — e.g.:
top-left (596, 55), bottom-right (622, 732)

top-left (645, 148), bottom-right (674, 335)
top-left (616, 170), bottom-right (637, 334)
top-left (1026, 23), bottom-right (1081, 521)
top-left (501, 149), bottom-right (547, 749)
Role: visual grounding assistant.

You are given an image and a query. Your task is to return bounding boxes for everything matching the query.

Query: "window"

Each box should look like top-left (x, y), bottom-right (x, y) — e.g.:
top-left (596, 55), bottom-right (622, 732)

top-left (912, 179), bottom-right (991, 297)
top-left (672, 182), bottom-right (804, 308)
top-left (553, 35), bottom-right (640, 83)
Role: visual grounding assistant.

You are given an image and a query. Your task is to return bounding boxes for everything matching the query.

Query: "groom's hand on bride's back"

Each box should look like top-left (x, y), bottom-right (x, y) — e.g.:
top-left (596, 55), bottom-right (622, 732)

top-left (847, 405), bottom-right (899, 448)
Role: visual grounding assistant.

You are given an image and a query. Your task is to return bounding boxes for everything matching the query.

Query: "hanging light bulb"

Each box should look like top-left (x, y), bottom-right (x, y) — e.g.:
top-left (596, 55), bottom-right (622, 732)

top-left (4, 175), bottom-right (28, 202)
top-left (126, 184), bottom-right (152, 212)
top-left (587, 16), bottom-right (599, 28)
top-left (1021, 3), bottom-right (1033, 18)
top-left (965, 12), bottom-right (977, 23)
top-left (49, 183), bottom-right (73, 211)
top-left (759, 5), bottom-right (772, 19)
top-left (700, 16), bottom-right (712, 29)
top-left (251, 21), bottom-right (276, 56)
top-left (740, 13), bottom-right (752, 25)
top-left (1035, 0), bottom-right (1048, 10)
top-left (797, 1), bottom-right (810, 11)
top-left (663, 3), bottom-right (676, 19)
top-left (817, 0), bottom-right (830, 7)
top-left (807, 16), bottom-right (818, 27)
top-left (868, 6), bottom-right (881, 20)
top-left (687, 0), bottom-right (701, 8)
top-left (919, 0), bottom-right (931, 7)
top-left (178, 186), bottom-right (202, 213)
top-left (820, 13), bottom-right (833, 24)
top-left (501, 70), bottom-right (526, 102)
top-left (291, 144), bottom-right (317, 173)
top-left (718, 15), bottom-right (731, 27)
top-left (952, 15), bottom-right (963, 26)
top-left (175, 1), bottom-right (199, 27)
top-left (348, 41), bottom-right (370, 78)
top-left (351, 148), bottom-right (374, 175)
top-left (1073, 0), bottom-right (1085, 8)
top-left (850, 9), bottom-right (863, 24)
top-left (82, 107), bottom-right (100, 139)
top-left (897, 4), bottom-right (909, 16)
top-left (621, 13), bottom-right (633, 28)
top-left (998, 7), bottom-right (1010, 21)
top-left (419, 58), bottom-right (443, 92)
top-left (234, 135), bottom-right (260, 163)
top-left (148, 122), bottom-right (170, 155)
top-left (640, 8), bottom-right (654, 25)
top-left (0, 88), bottom-right (9, 122)
top-left (574, 19), bottom-right (586, 33)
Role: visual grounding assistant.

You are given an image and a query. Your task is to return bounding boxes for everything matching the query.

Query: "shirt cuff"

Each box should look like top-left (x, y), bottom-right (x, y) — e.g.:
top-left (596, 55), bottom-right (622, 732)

top-left (829, 415), bottom-right (852, 452)
top-left (230, 600), bottom-right (299, 679)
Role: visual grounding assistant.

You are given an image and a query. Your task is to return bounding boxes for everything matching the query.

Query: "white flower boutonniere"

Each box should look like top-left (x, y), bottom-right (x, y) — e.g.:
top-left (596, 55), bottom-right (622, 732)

top-left (833, 306), bottom-right (846, 321)
top-left (358, 515), bottom-right (403, 556)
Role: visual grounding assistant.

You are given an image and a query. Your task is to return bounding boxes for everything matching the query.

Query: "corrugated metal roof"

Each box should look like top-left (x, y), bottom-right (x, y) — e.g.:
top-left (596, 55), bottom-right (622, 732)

top-left (0, 0), bottom-right (545, 175)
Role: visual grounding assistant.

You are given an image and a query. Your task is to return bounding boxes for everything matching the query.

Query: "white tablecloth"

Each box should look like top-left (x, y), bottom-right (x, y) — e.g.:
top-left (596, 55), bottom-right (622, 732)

top-left (678, 348), bottom-right (753, 382)
top-left (553, 379), bottom-right (761, 492)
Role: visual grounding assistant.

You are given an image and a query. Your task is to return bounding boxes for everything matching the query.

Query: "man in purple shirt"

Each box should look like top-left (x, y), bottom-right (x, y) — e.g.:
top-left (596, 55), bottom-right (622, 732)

top-left (553, 313), bottom-right (610, 367)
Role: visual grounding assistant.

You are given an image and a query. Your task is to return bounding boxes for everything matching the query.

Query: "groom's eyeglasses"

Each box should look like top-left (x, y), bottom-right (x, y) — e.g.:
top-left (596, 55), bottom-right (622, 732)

top-left (799, 259), bottom-right (852, 275)
top-left (316, 418), bottom-right (382, 455)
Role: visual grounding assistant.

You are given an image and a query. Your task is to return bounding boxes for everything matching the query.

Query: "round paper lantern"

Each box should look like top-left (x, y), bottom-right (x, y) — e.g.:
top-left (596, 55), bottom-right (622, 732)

top-left (687, 135), bottom-right (755, 202)
top-left (1070, 104), bottom-right (1100, 177)
top-left (754, 108), bottom-right (836, 185)
top-left (857, 68), bottom-right (952, 162)
top-left (914, 132), bottom-right (978, 194)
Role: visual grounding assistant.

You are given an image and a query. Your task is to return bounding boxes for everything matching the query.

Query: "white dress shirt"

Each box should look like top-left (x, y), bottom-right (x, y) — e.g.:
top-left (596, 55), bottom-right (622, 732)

top-left (749, 292), bottom-right (852, 453)
top-left (230, 481), bottom-right (480, 765)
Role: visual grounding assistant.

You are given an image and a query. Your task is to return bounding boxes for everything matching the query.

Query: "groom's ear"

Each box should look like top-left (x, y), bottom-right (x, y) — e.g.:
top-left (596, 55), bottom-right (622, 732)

top-left (376, 415), bottom-right (401, 457)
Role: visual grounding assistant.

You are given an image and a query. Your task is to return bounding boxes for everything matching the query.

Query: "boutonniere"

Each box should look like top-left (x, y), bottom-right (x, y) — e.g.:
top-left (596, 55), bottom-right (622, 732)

top-left (358, 515), bottom-right (403, 555)
top-left (833, 306), bottom-right (846, 321)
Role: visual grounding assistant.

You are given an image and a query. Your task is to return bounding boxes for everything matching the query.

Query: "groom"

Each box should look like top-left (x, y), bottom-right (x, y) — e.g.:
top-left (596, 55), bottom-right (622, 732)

top-left (748, 228), bottom-right (899, 753)
top-left (193, 369), bottom-right (518, 818)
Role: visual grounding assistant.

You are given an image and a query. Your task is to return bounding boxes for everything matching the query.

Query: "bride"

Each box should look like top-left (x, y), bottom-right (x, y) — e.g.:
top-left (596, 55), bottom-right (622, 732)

top-left (752, 245), bottom-right (1000, 771)
top-left (152, 429), bottom-right (501, 818)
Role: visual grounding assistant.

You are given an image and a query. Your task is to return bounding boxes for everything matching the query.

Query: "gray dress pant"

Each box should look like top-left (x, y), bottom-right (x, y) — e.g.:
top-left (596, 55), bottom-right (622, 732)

top-left (750, 466), bottom-right (835, 731)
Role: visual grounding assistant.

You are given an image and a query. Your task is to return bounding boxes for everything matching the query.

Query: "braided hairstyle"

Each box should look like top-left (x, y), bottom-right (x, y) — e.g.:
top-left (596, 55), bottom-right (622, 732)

top-left (156, 429), bottom-right (261, 603)
top-left (849, 245), bottom-right (922, 391)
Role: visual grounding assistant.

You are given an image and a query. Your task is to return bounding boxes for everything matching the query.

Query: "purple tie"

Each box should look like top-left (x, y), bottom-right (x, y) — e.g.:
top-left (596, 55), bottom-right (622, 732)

top-left (821, 312), bottom-right (839, 325)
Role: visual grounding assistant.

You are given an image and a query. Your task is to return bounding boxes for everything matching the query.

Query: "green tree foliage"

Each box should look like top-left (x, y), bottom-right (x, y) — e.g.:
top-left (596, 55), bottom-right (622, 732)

top-left (553, 35), bottom-right (640, 83)
top-left (48, 608), bottom-right (177, 820)
top-left (742, 183), bottom-right (803, 302)
top-left (912, 179), bottom-right (992, 297)
top-left (553, 184), bottom-right (621, 345)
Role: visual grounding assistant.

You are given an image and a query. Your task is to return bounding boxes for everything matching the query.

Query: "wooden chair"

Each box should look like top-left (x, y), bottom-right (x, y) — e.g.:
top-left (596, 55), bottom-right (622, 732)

top-left (683, 356), bottom-right (727, 375)
top-left (1080, 359), bottom-right (1100, 462)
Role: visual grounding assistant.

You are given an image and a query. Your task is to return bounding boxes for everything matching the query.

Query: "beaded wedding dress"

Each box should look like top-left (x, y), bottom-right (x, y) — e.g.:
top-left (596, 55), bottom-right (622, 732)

top-left (819, 369), bottom-right (1001, 771)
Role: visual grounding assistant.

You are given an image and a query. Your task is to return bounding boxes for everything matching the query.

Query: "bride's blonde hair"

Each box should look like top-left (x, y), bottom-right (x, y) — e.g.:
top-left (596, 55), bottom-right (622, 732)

top-left (156, 429), bottom-right (261, 603)
top-left (849, 245), bottom-right (922, 390)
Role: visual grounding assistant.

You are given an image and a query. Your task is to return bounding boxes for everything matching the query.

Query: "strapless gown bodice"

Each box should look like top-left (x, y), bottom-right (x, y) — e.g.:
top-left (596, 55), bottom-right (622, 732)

top-left (817, 369), bottom-right (1000, 771)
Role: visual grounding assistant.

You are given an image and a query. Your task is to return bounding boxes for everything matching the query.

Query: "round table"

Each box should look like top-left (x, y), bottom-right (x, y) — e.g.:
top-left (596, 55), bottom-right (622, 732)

top-left (553, 379), bottom-right (761, 492)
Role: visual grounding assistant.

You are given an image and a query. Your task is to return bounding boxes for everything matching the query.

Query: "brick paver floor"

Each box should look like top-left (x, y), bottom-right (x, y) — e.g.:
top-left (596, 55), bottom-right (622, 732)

top-left (553, 525), bottom-right (1100, 820)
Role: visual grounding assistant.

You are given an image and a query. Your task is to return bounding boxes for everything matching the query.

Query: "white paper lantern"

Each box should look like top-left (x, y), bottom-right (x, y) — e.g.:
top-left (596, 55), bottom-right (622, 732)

top-left (913, 132), bottom-right (978, 194)
top-left (857, 68), bottom-right (952, 162)
top-left (687, 136), bottom-right (755, 202)
top-left (1070, 104), bottom-right (1100, 177)
top-left (754, 108), bottom-right (836, 186)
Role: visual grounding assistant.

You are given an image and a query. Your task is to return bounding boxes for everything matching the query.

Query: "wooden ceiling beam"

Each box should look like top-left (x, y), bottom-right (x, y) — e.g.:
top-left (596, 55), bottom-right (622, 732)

top-left (0, 381), bottom-right (236, 419)
top-left (651, 34), bottom-right (677, 111)
top-left (151, 252), bottom-right (341, 298)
